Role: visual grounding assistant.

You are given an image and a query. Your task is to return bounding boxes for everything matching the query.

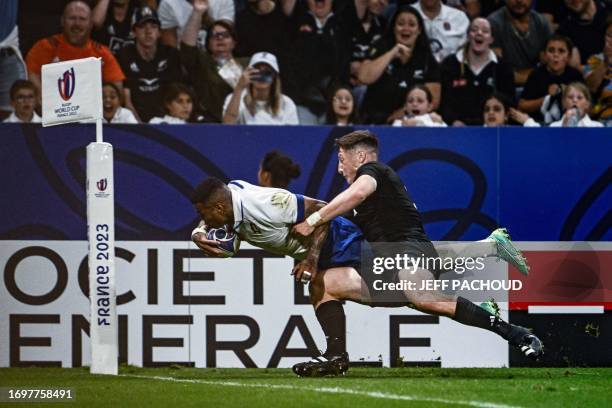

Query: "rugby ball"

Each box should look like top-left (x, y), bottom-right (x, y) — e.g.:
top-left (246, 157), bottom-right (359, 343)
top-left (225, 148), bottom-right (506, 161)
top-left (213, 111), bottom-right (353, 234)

top-left (206, 227), bottom-right (240, 257)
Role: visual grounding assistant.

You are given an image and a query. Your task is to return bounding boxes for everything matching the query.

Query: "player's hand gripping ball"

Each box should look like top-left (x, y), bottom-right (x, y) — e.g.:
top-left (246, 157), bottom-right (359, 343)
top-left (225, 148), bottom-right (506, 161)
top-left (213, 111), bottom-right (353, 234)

top-left (206, 227), bottom-right (240, 257)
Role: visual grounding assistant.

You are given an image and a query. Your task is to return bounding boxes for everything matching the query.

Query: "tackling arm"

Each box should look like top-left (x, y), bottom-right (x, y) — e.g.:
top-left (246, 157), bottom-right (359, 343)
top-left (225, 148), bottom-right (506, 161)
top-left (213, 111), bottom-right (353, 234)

top-left (294, 175), bottom-right (377, 237)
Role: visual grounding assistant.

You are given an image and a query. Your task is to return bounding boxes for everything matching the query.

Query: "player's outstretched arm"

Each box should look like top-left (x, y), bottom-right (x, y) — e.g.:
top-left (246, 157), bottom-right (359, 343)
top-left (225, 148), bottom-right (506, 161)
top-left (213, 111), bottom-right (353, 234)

top-left (293, 175), bottom-right (377, 237)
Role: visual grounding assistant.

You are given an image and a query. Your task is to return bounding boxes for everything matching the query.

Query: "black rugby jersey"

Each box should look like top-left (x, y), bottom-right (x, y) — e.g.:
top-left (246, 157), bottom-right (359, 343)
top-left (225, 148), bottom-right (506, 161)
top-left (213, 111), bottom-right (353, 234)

top-left (353, 161), bottom-right (429, 243)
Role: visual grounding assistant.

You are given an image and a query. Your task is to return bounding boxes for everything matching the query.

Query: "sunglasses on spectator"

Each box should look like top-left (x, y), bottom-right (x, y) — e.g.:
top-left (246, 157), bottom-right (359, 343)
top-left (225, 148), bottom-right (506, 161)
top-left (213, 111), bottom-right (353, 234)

top-left (211, 31), bottom-right (231, 40)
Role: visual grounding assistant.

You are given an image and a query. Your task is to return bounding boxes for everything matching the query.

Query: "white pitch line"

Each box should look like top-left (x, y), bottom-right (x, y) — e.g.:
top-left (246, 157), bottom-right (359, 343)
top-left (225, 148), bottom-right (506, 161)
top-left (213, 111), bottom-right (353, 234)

top-left (120, 374), bottom-right (522, 408)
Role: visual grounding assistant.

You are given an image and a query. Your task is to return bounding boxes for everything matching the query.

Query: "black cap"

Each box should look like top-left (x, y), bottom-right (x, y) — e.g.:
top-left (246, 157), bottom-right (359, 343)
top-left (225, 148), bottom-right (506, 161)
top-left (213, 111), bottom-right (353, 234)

top-left (132, 6), bottom-right (161, 28)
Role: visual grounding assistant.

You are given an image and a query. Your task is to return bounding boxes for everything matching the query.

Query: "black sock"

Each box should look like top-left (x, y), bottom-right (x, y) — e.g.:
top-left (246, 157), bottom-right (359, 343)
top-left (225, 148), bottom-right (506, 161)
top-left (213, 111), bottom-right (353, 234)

top-left (453, 297), bottom-right (513, 340)
top-left (315, 300), bottom-right (346, 357)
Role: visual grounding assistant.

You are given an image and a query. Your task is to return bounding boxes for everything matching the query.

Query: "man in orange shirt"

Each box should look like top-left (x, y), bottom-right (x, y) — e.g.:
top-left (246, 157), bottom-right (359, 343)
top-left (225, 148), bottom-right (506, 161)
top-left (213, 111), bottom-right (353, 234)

top-left (26, 0), bottom-right (125, 101)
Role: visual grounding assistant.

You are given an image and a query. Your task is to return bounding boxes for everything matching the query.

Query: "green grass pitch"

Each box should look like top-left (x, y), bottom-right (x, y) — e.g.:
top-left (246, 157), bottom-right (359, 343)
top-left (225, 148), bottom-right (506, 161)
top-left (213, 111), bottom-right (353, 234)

top-left (1, 366), bottom-right (610, 407)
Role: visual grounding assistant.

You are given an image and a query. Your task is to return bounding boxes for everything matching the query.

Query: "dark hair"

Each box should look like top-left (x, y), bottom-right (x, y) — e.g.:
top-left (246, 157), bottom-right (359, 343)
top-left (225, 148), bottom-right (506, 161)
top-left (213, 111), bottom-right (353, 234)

top-left (103, 82), bottom-right (124, 105)
top-left (406, 84), bottom-right (433, 104)
top-left (482, 92), bottom-right (513, 115)
top-left (544, 34), bottom-right (573, 53)
top-left (261, 151), bottom-right (301, 189)
top-left (190, 177), bottom-right (228, 205)
top-left (205, 20), bottom-right (237, 53)
top-left (335, 130), bottom-right (379, 152)
top-left (162, 82), bottom-right (193, 115)
top-left (325, 84), bottom-right (360, 125)
top-left (384, 6), bottom-right (431, 60)
top-left (9, 80), bottom-right (37, 101)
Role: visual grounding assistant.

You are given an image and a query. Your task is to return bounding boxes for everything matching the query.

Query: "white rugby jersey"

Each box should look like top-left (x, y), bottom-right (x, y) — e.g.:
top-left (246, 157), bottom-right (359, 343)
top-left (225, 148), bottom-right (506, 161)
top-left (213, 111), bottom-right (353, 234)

top-left (192, 180), bottom-right (309, 259)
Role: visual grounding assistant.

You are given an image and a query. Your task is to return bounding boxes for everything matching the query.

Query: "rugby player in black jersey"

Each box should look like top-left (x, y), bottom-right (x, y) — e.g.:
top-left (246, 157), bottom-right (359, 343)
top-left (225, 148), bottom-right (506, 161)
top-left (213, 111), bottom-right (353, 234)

top-left (293, 130), bottom-right (543, 375)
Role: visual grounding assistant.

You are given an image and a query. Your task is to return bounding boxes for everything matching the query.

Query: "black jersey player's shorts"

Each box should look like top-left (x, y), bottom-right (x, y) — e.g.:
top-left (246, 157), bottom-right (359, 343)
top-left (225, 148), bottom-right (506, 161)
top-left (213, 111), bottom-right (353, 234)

top-left (359, 239), bottom-right (443, 305)
top-left (315, 217), bottom-right (442, 305)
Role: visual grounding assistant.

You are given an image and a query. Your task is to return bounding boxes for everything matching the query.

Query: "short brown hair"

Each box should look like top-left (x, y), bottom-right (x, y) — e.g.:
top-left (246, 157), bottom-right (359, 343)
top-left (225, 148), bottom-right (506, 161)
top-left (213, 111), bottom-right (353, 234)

top-left (10, 80), bottom-right (37, 101)
top-left (335, 130), bottom-right (379, 152)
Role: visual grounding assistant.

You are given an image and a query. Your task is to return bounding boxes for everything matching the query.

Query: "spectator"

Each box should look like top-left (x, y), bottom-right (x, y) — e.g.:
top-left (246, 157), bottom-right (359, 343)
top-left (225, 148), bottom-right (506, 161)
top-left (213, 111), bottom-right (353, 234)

top-left (102, 82), bottom-right (138, 123)
top-left (518, 35), bottom-right (584, 124)
top-left (116, 6), bottom-right (182, 122)
top-left (181, 1), bottom-right (247, 122)
top-left (326, 84), bottom-right (359, 125)
top-left (558, 0), bottom-right (609, 65)
top-left (550, 81), bottom-right (604, 126)
top-left (234, 0), bottom-right (293, 59)
top-left (358, 5), bottom-right (441, 124)
top-left (2, 80), bottom-right (41, 123)
top-left (25, 1), bottom-right (126, 101)
top-left (223, 52), bottom-right (298, 125)
top-left (348, 0), bottom-right (388, 83)
top-left (282, 0), bottom-right (353, 125)
top-left (584, 19), bottom-right (611, 125)
top-left (412, 0), bottom-right (470, 63)
top-left (149, 82), bottom-right (194, 123)
top-left (487, 0), bottom-right (553, 86)
top-left (0, 0), bottom-right (27, 119)
top-left (158, 0), bottom-right (234, 49)
top-left (91, 0), bottom-right (138, 54)
top-left (258, 150), bottom-right (301, 189)
top-left (440, 17), bottom-right (515, 126)
top-left (392, 84), bottom-right (446, 126)
top-left (346, 0), bottom-right (389, 109)
top-left (482, 92), bottom-right (538, 127)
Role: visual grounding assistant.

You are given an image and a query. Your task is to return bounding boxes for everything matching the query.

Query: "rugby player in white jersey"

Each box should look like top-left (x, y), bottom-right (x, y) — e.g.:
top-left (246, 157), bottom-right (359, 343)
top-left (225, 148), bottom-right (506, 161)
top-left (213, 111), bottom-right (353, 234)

top-left (191, 174), bottom-right (541, 376)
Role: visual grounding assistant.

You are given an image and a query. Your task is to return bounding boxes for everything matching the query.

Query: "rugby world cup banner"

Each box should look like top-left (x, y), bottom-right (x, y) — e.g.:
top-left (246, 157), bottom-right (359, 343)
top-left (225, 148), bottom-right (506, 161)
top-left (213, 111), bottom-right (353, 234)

top-left (0, 124), bottom-right (610, 367)
top-left (41, 58), bottom-right (102, 126)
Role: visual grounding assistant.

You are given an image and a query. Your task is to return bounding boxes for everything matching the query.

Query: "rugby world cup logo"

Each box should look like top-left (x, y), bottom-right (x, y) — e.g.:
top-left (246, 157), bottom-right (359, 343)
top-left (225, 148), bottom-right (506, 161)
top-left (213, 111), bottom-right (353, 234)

top-left (97, 178), bottom-right (107, 191)
top-left (57, 68), bottom-right (76, 101)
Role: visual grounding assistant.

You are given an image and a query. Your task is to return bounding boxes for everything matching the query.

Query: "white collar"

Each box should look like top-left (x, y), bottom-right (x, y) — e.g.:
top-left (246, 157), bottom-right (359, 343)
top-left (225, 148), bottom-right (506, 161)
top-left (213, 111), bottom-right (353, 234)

top-left (456, 48), bottom-right (498, 64)
top-left (309, 11), bottom-right (334, 29)
top-left (455, 48), bottom-right (498, 75)
top-left (228, 182), bottom-right (245, 231)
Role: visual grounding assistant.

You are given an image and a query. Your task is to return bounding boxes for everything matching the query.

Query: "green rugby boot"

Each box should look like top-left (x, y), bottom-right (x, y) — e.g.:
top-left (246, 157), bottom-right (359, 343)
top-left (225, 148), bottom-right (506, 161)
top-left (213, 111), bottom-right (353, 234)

top-left (489, 228), bottom-right (530, 275)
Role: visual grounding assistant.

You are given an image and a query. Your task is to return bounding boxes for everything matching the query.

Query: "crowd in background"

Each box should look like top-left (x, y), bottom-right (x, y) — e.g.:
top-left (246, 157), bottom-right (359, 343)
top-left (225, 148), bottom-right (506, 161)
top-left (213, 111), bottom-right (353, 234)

top-left (1, 0), bottom-right (610, 127)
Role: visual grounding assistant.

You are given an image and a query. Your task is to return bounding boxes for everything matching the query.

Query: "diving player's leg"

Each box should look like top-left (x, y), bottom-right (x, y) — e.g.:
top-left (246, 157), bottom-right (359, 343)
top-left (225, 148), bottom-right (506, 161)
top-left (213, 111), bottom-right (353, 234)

top-left (292, 266), bottom-right (368, 377)
top-left (397, 267), bottom-right (543, 359)
top-left (433, 228), bottom-right (530, 275)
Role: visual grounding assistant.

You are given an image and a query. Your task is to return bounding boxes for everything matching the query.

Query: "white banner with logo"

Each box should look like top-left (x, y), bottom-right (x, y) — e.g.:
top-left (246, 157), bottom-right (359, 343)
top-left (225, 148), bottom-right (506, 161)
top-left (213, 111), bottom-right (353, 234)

top-left (0, 241), bottom-right (509, 368)
top-left (41, 57), bottom-right (102, 126)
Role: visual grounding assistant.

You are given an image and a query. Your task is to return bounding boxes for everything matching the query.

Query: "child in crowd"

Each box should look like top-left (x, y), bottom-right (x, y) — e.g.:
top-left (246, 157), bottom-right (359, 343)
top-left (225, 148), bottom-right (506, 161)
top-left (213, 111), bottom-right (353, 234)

top-left (483, 93), bottom-right (539, 127)
top-left (550, 82), bottom-right (603, 127)
top-left (326, 85), bottom-right (359, 126)
top-left (519, 35), bottom-right (584, 124)
top-left (102, 82), bottom-right (138, 124)
top-left (392, 85), bottom-right (447, 127)
top-left (3, 80), bottom-right (41, 123)
top-left (149, 83), bottom-right (194, 124)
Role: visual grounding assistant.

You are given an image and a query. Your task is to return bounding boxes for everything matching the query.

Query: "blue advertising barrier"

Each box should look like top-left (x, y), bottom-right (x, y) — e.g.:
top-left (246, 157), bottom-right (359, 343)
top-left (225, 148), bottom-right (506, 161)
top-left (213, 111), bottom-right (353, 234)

top-left (0, 124), bottom-right (610, 241)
